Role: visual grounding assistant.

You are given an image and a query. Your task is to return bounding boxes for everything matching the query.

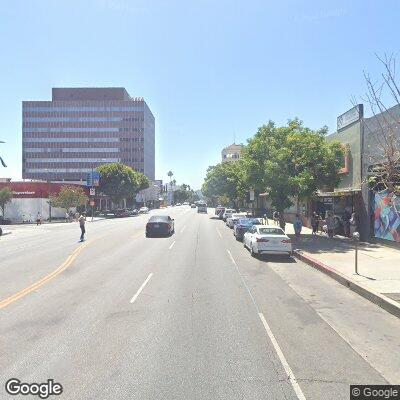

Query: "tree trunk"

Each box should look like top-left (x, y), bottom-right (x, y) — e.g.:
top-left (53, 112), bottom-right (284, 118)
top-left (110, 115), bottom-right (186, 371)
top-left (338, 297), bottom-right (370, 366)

top-left (278, 211), bottom-right (286, 231)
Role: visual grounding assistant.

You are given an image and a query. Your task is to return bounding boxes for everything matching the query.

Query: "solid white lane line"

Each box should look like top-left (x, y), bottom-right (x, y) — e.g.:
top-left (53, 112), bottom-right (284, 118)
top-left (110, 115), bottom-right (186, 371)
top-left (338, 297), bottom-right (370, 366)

top-left (130, 273), bottom-right (153, 304)
top-left (180, 226), bottom-right (186, 233)
top-left (226, 249), bottom-right (237, 265)
top-left (259, 313), bottom-right (306, 400)
top-left (216, 228), bottom-right (222, 238)
top-left (226, 246), bottom-right (306, 400)
top-left (169, 241), bottom-right (176, 250)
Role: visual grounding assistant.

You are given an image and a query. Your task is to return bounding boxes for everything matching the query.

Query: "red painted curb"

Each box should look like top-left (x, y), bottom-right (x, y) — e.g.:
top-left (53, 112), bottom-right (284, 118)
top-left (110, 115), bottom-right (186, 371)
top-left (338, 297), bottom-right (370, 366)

top-left (293, 250), bottom-right (400, 319)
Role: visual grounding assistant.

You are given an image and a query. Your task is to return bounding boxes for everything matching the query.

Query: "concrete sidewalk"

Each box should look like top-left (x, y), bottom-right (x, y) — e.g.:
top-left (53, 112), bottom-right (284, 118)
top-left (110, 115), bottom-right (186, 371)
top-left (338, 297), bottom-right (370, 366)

top-left (284, 222), bottom-right (400, 316)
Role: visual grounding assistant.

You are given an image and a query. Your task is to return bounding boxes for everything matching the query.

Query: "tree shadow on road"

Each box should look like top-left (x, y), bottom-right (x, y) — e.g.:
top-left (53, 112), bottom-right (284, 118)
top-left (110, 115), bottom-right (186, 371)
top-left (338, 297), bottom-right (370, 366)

top-left (287, 233), bottom-right (380, 255)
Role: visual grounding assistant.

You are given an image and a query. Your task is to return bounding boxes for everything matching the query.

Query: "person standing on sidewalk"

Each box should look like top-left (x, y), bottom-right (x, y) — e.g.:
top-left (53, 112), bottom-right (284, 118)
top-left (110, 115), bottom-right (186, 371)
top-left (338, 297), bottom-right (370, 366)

top-left (325, 211), bottom-right (335, 238)
top-left (293, 214), bottom-right (303, 240)
top-left (342, 209), bottom-right (351, 238)
top-left (310, 212), bottom-right (319, 235)
top-left (78, 213), bottom-right (86, 242)
top-left (36, 212), bottom-right (42, 226)
top-left (273, 210), bottom-right (279, 226)
top-left (349, 211), bottom-right (357, 236)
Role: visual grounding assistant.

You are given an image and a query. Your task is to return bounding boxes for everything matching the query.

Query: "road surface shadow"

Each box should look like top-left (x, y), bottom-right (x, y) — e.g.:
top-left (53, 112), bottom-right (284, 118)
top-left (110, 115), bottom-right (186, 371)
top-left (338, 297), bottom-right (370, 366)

top-left (258, 255), bottom-right (296, 264)
top-left (287, 233), bottom-right (380, 255)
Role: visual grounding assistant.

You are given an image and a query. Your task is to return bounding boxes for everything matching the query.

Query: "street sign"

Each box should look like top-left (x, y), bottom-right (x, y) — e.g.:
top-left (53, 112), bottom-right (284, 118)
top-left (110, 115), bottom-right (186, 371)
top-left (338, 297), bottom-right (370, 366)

top-left (86, 171), bottom-right (100, 187)
top-left (89, 188), bottom-right (96, 196)
top-left (249, 189), bottom-right (255, 202)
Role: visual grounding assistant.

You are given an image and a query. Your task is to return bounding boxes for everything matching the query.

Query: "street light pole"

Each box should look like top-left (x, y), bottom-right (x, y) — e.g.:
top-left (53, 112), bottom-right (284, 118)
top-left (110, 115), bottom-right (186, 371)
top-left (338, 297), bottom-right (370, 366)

top-left (353, 231), bottom-right (360, 274)
top-left (45, 168), bottom-right (52, 222)
top-left (91, 165), bottom-right (94, 222)
top-left (90, 158), bottom-right (105, 221)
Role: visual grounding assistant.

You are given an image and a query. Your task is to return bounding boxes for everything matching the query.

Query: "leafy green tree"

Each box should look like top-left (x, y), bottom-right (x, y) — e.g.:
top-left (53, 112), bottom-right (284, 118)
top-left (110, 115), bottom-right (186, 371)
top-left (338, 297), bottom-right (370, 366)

top-left (173, 189), bottom-right (190, 203)
top-left (242, 119), bottom-right (343, 225)
top-left (50, 186), bottom-right (88, 212)
top-left (172, 183), bottom-right (195, 203)
top-left (202, 161), bottom-right (246, 208)
top-left (0, 187), bottom-right (12, 217)
top-left (97, 163), bottom-right (149, 206)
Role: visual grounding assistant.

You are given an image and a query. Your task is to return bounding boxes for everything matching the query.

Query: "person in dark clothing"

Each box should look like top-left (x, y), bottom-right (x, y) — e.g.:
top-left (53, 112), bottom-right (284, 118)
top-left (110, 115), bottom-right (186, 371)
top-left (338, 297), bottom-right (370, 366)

top-left (310, 212), bottom-right (319, 234)
top-left (78, 213), bottom-right (86, 241)
top-left (342, 209), bottom-right (352, 238)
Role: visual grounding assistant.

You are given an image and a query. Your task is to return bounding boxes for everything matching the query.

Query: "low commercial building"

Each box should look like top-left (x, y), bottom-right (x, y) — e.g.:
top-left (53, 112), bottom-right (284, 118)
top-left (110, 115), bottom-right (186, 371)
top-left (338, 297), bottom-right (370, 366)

top-left (0, 180), bottom-right (90, 223)
top-left (315, 104), bottom-right (400, 243)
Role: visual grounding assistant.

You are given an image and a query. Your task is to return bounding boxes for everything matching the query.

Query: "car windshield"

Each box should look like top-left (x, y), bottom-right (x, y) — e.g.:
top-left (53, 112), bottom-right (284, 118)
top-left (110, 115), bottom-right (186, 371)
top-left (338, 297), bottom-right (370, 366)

top-left (238, 219), bottom-right (252, 226)
top-left (258, 228), bottom-right (285, 235)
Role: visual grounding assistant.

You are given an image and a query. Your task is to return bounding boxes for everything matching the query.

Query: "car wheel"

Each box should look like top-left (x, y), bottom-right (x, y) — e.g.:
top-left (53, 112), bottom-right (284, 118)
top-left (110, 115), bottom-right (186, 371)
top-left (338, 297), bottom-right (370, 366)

top-left (250, 244), bottom-right (257, 258)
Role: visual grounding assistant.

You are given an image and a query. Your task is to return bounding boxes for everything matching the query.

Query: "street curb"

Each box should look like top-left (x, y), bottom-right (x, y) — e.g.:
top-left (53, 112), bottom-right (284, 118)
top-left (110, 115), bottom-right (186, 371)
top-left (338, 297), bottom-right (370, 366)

top-left (0, 231), bottom-right (11, 236)
top-left (293, 249), bottom-right (400, 319)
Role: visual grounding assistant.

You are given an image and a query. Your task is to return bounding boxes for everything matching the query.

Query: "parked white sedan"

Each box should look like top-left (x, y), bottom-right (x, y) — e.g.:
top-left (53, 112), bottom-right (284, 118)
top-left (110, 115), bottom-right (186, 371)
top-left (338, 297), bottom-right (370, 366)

top-left (243, 225), bottom-right (292, 257)
top-left (226, 213), bottom-right (247, 228)
top-left (222, 209), bottom-right (236, 222)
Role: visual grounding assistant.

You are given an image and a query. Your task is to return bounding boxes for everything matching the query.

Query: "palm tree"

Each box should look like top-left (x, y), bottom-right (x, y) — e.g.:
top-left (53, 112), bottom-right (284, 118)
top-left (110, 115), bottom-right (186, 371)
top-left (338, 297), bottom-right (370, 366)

top-left (0, 140), bottom-right (6, 167)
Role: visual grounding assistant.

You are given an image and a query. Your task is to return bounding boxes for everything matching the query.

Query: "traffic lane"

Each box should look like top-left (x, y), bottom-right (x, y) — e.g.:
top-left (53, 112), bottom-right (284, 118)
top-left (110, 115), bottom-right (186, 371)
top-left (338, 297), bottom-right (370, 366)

top-left (64, 210), bottom-right (298, 400)
top-left (0, 207), bottom-right (189, 300)
top-left (1, 209), bottom-right (296, 400)
top-left (215, 218), bottom-right (388, 399)
top-left (0, 207), bottom-right (196, 396)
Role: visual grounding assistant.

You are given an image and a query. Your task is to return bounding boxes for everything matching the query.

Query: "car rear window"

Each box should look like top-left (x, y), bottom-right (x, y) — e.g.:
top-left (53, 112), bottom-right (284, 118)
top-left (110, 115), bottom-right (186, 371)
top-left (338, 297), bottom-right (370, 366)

top-left (238, 219), bottom-right (252, 225)
top-left (258, 228), bottom-right (285, 235)
top-left (149, 216), bottom-right (168, 222)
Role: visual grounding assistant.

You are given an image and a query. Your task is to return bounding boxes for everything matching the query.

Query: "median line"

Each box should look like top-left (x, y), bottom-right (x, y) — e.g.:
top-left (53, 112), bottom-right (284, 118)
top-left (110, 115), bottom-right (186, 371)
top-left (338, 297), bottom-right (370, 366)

top-left (0, 241), bottom-right (89, 310)
top-left (169, 241), bottom-right (176, 250)
top-left (180, 226), bottom-right (186, 233)
top-left (130, 273), bottom-right (153, 304)
top-left (216, 228), bottom-right (222, 238)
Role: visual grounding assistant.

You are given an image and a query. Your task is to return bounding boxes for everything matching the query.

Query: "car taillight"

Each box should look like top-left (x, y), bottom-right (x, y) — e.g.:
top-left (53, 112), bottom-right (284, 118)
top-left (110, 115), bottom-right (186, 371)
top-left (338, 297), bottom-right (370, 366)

top-left (257, 238), bottom-right (269, 242)
top-left (281, 239), bottom-right (291, 243)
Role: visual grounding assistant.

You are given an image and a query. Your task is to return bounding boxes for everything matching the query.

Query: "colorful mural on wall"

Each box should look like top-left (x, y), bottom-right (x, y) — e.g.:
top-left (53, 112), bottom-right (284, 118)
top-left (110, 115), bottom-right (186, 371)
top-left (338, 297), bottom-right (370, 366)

top-left (373, 189), bottom-right (400, 242)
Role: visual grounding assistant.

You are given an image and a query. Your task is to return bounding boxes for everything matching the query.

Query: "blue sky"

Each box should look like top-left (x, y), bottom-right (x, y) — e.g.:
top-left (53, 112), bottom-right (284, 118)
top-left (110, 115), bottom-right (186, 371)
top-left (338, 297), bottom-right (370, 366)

top-left (0, 0), bottom-right (399, 189)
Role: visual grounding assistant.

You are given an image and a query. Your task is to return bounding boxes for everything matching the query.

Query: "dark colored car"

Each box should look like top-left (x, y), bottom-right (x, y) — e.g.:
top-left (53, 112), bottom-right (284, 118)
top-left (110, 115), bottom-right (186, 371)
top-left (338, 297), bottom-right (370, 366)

top-left (0, 217), bottom-right (11, 225)
top-left (114, 209), bottom-right (130, 218)
top-left (146, 215), bottom-right (175, 237)
top-left (233, 218), bottom-right (262, 241)
top-left (197, 203), bottom-right (207, 213)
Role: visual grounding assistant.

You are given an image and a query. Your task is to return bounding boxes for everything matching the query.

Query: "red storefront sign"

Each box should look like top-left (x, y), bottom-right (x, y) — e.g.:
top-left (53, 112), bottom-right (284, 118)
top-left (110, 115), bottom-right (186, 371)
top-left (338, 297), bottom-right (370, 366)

top-left (0, 182), bottom-right (89, 198)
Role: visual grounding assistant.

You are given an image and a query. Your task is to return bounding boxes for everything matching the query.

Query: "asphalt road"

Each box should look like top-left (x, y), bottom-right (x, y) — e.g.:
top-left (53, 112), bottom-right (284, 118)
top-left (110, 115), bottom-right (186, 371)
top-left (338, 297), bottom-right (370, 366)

top-left (1, 206), bottom-right (400, 399)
